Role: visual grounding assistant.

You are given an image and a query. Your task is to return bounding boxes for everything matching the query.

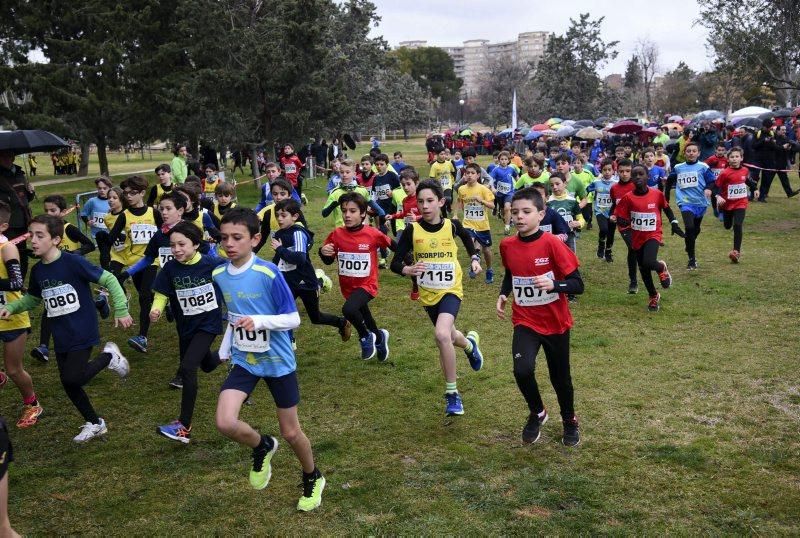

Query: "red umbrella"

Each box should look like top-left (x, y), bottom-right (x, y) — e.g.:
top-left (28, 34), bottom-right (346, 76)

top-left (608, 120), bottom-right (643, 134)
top-left (532, 123), bottom-right (550, 131)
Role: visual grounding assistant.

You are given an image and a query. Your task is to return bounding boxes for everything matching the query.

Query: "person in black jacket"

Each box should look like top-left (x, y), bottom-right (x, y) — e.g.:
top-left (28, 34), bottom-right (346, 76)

top-left (0, 150), bottom-right (35, 276)
top-left (774, 124), bottom-right (799, 197)
top-left (753, 118), bottom-right (781, 202)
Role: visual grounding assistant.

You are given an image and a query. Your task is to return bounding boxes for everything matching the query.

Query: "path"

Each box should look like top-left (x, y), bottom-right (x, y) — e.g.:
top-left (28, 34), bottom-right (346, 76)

top-left (30, 169), bottom-right (153, 187)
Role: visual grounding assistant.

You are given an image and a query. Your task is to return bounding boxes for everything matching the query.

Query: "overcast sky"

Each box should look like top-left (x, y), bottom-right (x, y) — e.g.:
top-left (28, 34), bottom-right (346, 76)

top-left (368, 0), bottom-right (711, 76)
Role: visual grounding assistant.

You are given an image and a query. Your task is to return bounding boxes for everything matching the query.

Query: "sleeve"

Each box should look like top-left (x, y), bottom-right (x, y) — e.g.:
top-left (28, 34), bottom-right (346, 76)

top-left (275, 231), bottom-right (310, 265)
top-left (125, 255), bottom-right (156, 276)
top-left (389, 224), bottom-right (414, 275)
top-left (218, 322), bottom-right (233, 360)
top-left (549, 208), bottom-right (570, 237)
top-left (65, 225), bottom-right (96, 255)
top-left (367, 199), bottom-right (385, 216)
top-left (586, 182), bottom-right (596, 194)
top-left (429, 164), bottom-right (437, 178)
top-left (151, 291), bottom-right (169, 312)
top-left (107, 212), bottom-right (127, 245)
top-left (321, 192), bottom-right (339, 217)
top-left (80, 198), bottom-right (92, 219)
top-left (319, 231), bottom-right (337, 265)
top-left (0, 257), bottom-right (23, 292)
top-left (703, 166), bottom-right (717, 186)
top-left (247, 273), bottom-right (300, 331)
top-left (146, 186), bottom-right (158, 207)
top-left (614, 196), bottom-right (630, 222)
top-left (151, 265), bottom-right (172, 297)
top-left (97, 270), bottom-right (130, 317)
top-left (254, 211), bottom-right (271, 254)
top-left (452, 220), bottom-right (478, 256)
top-left (5, 293), bottom-right (41, 314)
top-left (202, 212), bottom-right (221, 242)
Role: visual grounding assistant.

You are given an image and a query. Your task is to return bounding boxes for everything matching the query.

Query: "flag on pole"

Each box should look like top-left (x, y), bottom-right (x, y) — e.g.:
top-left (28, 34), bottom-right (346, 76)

top-left (511, 89), bottom-right (518, 131)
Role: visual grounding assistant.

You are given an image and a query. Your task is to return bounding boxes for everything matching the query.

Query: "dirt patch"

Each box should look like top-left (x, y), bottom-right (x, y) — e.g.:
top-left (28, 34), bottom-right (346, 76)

top-left (767, 385), bottom-right (800, 422)
top-left (515, 505), bottom-right (553, 519)
top-left (751, 220), bottom-right (800, 233)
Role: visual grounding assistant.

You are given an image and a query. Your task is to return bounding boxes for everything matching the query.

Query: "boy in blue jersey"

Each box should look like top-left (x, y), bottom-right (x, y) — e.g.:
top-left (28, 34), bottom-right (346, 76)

top-left (586, 159), bottom-right (618, 262)
top-left (255, 163), bottom-right (302, 213)
top-left (666, 142), bottom-right (716, 269)
top-left (80, 176), bottom-right (112, 238)
top-left (642, 148), bottom-right (667, 191)
top-left (213, 207), bottom-right (325, 512)
top-left (392, 151), bottom-right (407, 174)
top-left (490, 151), bottom-right (518, 235)
top-left (1, 215), bottom-right (132, 443)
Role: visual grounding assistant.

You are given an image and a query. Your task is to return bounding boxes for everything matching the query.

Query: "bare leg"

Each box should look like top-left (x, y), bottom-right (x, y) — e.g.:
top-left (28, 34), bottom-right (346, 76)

top-left (215, 389), bottom-right (260, 448)
top-left (277, 406), bottom-right (315, 473)
top-left (3, 336), bottom-right (34, 401)
top-left (435, 313), bottom-right (459, 383)
top-left (0, 475), bottom-right (18, 538)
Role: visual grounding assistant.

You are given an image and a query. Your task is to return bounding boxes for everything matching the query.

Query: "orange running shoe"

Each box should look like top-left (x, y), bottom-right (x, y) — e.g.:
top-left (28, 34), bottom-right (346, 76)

top-left (17, 404), bottom-right (43, 428)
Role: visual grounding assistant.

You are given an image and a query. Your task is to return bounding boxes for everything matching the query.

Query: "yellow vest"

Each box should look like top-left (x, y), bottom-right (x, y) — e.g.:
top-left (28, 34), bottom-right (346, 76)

top-left (59, 222), bottom-right (82, 253)
top-left (154, 183), bottom-right (172, 206)
top-left (124, 207), bottom-right (157, 262)
top-left (257, 203), bottom-right (278, 238)
top-left (213, 201), bottom-right (236, 222)
top-left (204, 177), bottom-right (220, 194)
top-left (104, 212), bottom-right (128, 265)
top-left (411, 219), bottom-right (462, 306)
top-left (0, 241), bottom-right (30, 330)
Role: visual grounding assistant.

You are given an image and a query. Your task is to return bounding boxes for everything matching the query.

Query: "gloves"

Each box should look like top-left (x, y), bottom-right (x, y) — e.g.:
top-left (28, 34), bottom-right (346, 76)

top-left (671, 221), bottom-right (686, 238)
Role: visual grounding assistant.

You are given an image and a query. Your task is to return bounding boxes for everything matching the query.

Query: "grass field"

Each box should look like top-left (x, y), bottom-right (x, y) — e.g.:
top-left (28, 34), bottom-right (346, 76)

top-left (6, 140), bottom-right (800, 534)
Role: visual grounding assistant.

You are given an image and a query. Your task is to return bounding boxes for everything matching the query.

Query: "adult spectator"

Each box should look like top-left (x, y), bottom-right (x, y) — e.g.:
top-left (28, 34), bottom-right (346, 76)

top-left (328, 137), bottom-right (342, 163)
top-left (697, 121), bottom-right (719, 161)
top-left (773, 124), bottom-right (799, 197)
top-left (170, 143), bottom-right (188, 184)
top-left (315, 139), bottom-right (328, 171)
top-left (0, 150), bottom-right (35, 276)
top-left (753, 118), bottom-right (780, 202)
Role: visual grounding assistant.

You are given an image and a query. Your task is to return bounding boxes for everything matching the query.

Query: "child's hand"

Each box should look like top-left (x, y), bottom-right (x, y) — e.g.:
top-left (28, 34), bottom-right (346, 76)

top-left (0, 308), bottom-right (10, 320)
top-left (320, 243), bottom-right (335, 257)
top-left (496, 295), bottom-right (507, 319)
top-left (471, 259), bottom-right (482, 276)
top-left (609, 215), bottom-right (617, 223)
top-left (233, 315), bottom-right (255, 331)
top-left (716, 195), bottom-right (726, 208)
top-left (754, 190), bottom-right (760, 199)
top-left (115, 315), bottom-right (134, 329)
top-left (569, 220), bottom-right (581, 230)
top-left (384, 214), bottom-right (393, 220)
top-left (271, 237), bottom-right (282, 250)
top-left (403, 261), bottom-right (427, 277)
top-left (532, 274), bottom-right (554, 292)
top-left (149, 309), bottom-right (161, 323)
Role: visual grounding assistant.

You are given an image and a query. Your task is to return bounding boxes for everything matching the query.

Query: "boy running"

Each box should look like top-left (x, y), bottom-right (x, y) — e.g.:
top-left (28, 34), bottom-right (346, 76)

top-left (80, 176), bottom-right (112, 239)
top-left (608, 159), bottom-right (639, 293)
top-left (490, 151), bottom-right (518, 234)
top-left (456, 163), bottom-right (496, 284)
top-left (429, 149), bottom-right (457, 218)
top-left (713, 147), bottom-right (758, 263)
top-left (586, 159), bottom-right (617, 262)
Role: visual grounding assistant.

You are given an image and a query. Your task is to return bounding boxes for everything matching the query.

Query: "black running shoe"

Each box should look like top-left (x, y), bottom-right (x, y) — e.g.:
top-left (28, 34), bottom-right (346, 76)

top-left (562, 417), bottom-right (580, 447)
top-left (596, 243), bottom-right (605, 259)
top-left (168, 375), bottom-right (183, 390)
top-left (628, 281), bottom-right (638, 294)
top-left (604, 249), bottom-right (613, 263)
top-left (522, 414), bottom-right (541, 444)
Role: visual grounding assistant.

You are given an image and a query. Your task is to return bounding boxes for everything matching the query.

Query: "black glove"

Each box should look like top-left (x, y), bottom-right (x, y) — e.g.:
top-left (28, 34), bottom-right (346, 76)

top-left (113, 270), bottom-right (130, 285)
top-left (671, 221), bottom-right (686, 238)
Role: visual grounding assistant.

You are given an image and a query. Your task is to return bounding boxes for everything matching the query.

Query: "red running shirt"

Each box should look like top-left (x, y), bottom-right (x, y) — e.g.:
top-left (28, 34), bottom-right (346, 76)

top-left (614, 187), bottom-right (669, 250)
top-left (499, 232), bottom-right (579, 335)
top-left (715, 166), bottom-right (750, 211)
top-left (324, 226), bottom-right (392, 299)
top-left (610, 181), bottom-right (636, 231)
top-left (280, 155), bottom-right (304, 186)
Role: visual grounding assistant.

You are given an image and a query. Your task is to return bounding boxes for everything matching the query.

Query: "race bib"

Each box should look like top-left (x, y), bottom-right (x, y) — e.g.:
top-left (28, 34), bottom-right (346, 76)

top-left (439, 174), bottom-right (452, 189)
top-left (728, 183), bottom-right (748, 200)
top-left (130, 223), bottom-right (157, 245)
top-left (512, 272), bottom-right (558, 307)
top-left (204, 193), bottom-right (216, 203)
top-left (496, 181), bottom-right (512, 194)
top-left (337, 252), bottom-right (370, 277)
top-left (229, 313), bottom-right (270, 353)
top-left (42, 284), bottom-right (80, 317)
top-left (285, 163), bottom-right (297, 175)
top-left (464, 202), bottom-right (485, 221)
top-left (630, 211), bottom-right (657, 232)
top-left (277, 258), bottom-right (297, 272)
top-left (712, 168), bottom-right (723, 178)
top-left (595, 193), bottom-right (611, 208)
top-left (418, 262), bottom-right (456, 290)
top-left (112, 235), bottom-right (126, 252)
top-left (677, 173), bottom-right (699, 189)
top-left (158, 247), bottom-right (174, 267)
top-left (375, 184), bottom-right (392, 200)
top-left (92, 211), bottom-right (107, 230)
top-left (175, 283), bottom-right (218, 315)
top-left (540, 224), bottom-right (552, 233)
top-left (559, 211), bottom-right (574, 224)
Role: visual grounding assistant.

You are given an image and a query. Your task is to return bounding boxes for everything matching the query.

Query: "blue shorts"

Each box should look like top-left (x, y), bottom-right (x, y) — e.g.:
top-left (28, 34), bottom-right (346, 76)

top-left (221, 365), bottom-right (300, 409)
top-left (679, 204), bottom-right (708, 218)
top-left (424, 293), bottom-right (461, 325)
top-left (466, 228), bottom-right (492, 247)
top-left (0, 328), bottom-right (29, 343)
top-left (495, 192), bottom-right (513, 206)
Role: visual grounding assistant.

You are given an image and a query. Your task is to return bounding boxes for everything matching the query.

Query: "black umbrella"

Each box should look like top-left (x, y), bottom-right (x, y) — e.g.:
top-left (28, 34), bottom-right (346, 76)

top-left (0, 129), bottom-right (70, 155)
top-left (574, 119), bottom-right (594, 127)
top-left (772, 108), bottom-right (795, 118)
top-left (757, 111), bottom-right (775, 121)
top-left (595, 116), bottom-right (610, 126)
top-left (734, 117), bottom-right (763, 129)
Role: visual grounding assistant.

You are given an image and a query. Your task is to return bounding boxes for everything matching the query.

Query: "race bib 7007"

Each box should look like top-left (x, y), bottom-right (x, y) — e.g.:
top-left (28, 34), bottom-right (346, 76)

top-left (337, 252), bottom-right (370, 277)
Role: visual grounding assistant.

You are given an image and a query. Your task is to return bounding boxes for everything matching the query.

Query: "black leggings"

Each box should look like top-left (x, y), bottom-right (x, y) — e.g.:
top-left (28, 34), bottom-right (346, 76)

top-left (636, 239), bottom-right (665, 297)
top-left (581, 204), bottom-right (593, 228)
top-left (342, 288), bottom-right (378, 339)
top-left (723, 208), bottom-right (746, 251)
top-left (619, 229), bottom-right (638, 284)
top-left (596, 214), bottom-right (615, 250)
top-left (56, 348), bottom-right (112, 424)
top-left (39, 312), bottom-right (51, 348)
top-left (132, 265), bottom-right (157, 338)
top-left (680, 210), bottom-right (704, 259)
top-left (512, 325), bottom-right (574, 420)
top-left (177, 331), bottom-right (220, 426)
top-left (95, 231), bottom-right (111, 270)
top-left (294, 288), bottom-right (343, 329)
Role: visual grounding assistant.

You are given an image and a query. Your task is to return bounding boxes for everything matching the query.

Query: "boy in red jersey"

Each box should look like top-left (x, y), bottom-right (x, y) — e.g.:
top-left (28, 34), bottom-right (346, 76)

top-left (612, 164), bottom-right (685, 312)
top-left (712, 147), bottom-right (758, 263)
top-left (385, 168), bottom-right (421, 300)
top-left (608, 159), bottom-right (638, 293)
top-left (320, 192), bottom-right (394, 361)
top-left (279, 144), bottom-right (305, 197)
top-left (497, 188), bottom-right (584, 446)
top-left (705, 142), bottom-right (729, 218)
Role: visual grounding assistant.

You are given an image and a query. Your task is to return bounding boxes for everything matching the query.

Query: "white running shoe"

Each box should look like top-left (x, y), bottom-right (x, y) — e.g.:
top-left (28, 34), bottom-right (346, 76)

top-left (73, 418), bottom-right (108, 443)
top-left (104, 342), bottom-right (129, 378)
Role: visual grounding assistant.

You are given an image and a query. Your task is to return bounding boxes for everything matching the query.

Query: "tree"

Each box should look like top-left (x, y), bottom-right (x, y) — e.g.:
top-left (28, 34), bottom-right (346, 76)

top-left (635, 39), bottom-right (659, 118)
top-left (654, 62), bottom-right (700, 115)
top-left (474, 54), bottom-right (533, 129)
top-left (623, 56), bottom-right (642, 89)
top-left (698, 0), bottom-right (800, 106)
top-left (531, 13), bottom-right (618, 118)
top-left (390, 47), bottom-right (462, 103)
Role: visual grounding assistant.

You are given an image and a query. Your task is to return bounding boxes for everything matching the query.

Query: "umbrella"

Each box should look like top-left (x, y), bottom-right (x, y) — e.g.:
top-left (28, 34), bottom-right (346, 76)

top-left (757, 111), bottom-right (775, 121)
top-left (459, 128), bottom-right (473, 136)
top-left (667, 115), bottom-right (683, 122)
top-left (0, 129), bottom-right (70, 155)
top-left (732, 117), bottom-right (763, 129)
top-left (694, 110), bottom-right (725, 121)
top-left (661, 122), bottom-right (683, 132)
top-left (518, 127), bottom-right (531, 135)
top-left (550, 123), bottom-right (562, 131)
top-left (556, 126), bottom-right (577, 138)
top-left (524, 130), bottom-right (542, 141)
top-left (772, 108), bottom-right (795, 118)
top-left (546, 117), bottom-right (562, 126)
top-left (540, 129), bottom-right (557, 136)
top-left (608, 120), bottom-right (643, 134)
top-left (561, 120), bottom-right (576, 126)
top-left (574, 119), bottom-right (594, 127)
top-left (498, 128), bottom-right (514, 136)
top-left (575, 127), bottom-right (603, 140)
top-left (730, 106), bottom-right (770, 119)
top-left (532, 123), bottom-right (550, 131)
top-left (594, 116), bottom-right (610, 126)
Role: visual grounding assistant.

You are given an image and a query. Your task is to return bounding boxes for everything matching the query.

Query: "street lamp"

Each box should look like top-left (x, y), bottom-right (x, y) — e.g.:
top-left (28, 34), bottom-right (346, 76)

top-left (459, 98), bottom-right (465, 126)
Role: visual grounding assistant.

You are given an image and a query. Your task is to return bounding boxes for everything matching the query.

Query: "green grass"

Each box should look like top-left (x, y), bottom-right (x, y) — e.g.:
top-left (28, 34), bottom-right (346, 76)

top-left (6, 139), bottom-right (800, 534)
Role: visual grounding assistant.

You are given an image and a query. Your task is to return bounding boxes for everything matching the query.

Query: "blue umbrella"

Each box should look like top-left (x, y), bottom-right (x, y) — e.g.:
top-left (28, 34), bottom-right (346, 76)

top-left (498, 128), bottom-right (514, 136)
top-left (524, 130), bottom-right (542, 141)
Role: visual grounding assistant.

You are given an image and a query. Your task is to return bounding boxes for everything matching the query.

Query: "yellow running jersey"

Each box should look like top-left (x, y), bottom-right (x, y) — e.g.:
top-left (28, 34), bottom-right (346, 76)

top-left (411, 219), bottom-right (463, 306)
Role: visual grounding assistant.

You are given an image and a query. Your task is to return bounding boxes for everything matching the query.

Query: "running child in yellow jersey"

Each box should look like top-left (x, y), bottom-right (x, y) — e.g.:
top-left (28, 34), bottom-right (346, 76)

top-left (456, 163), bottom-right (496, 284)
top-left (390, 179), bottom-right (485, 417)
top-left (428, 149), bottom-right (456, 218)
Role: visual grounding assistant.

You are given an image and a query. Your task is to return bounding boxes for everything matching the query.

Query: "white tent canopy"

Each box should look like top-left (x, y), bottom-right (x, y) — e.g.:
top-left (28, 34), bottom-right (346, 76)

top-left (729, 106), bottom-right (771, 119)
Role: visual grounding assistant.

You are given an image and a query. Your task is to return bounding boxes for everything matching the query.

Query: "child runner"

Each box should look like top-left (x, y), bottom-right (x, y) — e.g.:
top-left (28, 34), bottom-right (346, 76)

top-left (392, 151), bottom-right (407, 173)
top-left (202, 163), bottom-right (221, 203)
top-left (146, 164), bottom-right (175, 207)
top-left (356, 155), bottom-right (376, 193)
top-left (712, 147), bottom-right (758, 263)
top-left (390, 179), bottom-right (485, 416)
top-left (385, 168), bottom-right (422, 300)
top-left (497, 187), bottom-right (584, 446)
top-left (150, 221), bottom-right (223, 443)
top-left (586, 159), bottom-right (617, 262)
top-left (428, 148), bottom-right (457, 218)
top-left (279, 143), bottom-right (305, 198)
top-left (528, 184), bottom-right (570, 241)
top-left (79, 176), bottom-right (112, 239)
top-left (608, 159), bottom-right (639, 293)
top-left (0, 202), bottom-right (41, 428)
top-left (271, 198), bottom-right (351, 341)
top-left (490, 151), bottom-right (518, 234)
top-left (213, 208), bottom-right (324, 511)
top-left (1, 215), bottom-right (132, 442)
top-left (643, 147), bottom-right (667, 192)
top-left (456, 163), bottom-right (496, 284)
top-left (96, 186), bottom-right (127, 272)
top-left (666, 142), bottom-right (716, 270)
top-left (705, 142), bottom-right (729, 218)
top-left (547, 172), bottom-right (584, 253)
top-left (213, 182), bottom-right (237, 223)
top-left (254, 162), bottom-right (300, 213)
top-left (613, 164), bottom-right (685, 311)
top-left (322, 160), bottom-right (384, 228)
top-left (372, 153), bottom-right (400, 269)
top-left (515, 156), bottom-right (550, 190)
top-left (572, 155), bottom-right (596, 231)
top-left (320, 192), bottom-right (393, 361)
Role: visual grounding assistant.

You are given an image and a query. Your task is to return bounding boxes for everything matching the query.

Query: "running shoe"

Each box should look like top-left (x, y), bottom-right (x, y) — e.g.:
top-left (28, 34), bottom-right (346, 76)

top-left (301, 193), bottom-right (309, 206)
top-left (465, 330), bottom-right (483, 371)
top-left (687, 258), bottom-right (699, 270)
top-left (95, 292), bottom-right (110, 320)
top-left (504, 225), bottom-right (511, 236)
top-left (468, 267), bottom-right (476, 279)
top-left (315, 268), bottom-right (333, 293)
top-left (157, 420), bottom-right (191, 444)
top-left (568, 295), bottom-right (578, 303)
top-left (485, 268), bottom-right (494, 284)
top-left (444, 392), bottom-right (464, 416)
top-left (17, 404), bottom-right (43, 428)
top-left (250, 436), bottom-right (278, 490)
top-left (658, 261), bottom-right (672, 288)
top-left (729, 250), bottom-right (740, 264)
top-left (562, 417), bottom-right (580, 447)
top-left (604, 249), bottom-right (613, 263)
top-left (338, 320), bottom-right (352, 342)
top-left (537, 408), bottom-right (549, 426)
top-left (297, 471), bottom-right (326, 512)
top-left (522, 414), bottom-right (541, 444)
top-left (378, 258), bottom-right (387, 269)
top-left (596, 243), bottom-right (605, 259)
top-left (376, 329), bottom-right (390, 362)
top-left (409, 290), bottom-right (420, 301)
top-left (360, 333), bottom-right (376, 360)
top-left (127, 335), bottom-right (148, 353)
top-left (648, 293), bottom-right (661, 312)
top-left (31, 345), bottom-right (49, 363)
top-left (104, 342), bottom-right (130, 378)
top-left (73, 418), bottom-right (108, 443)
top-left (628, 281), bottom-right (638, 294)
top-left (168, 375), bottom-right (183, 390)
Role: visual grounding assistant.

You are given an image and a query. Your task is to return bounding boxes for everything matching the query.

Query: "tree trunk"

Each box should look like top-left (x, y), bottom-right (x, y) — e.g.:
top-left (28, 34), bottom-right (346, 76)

top-left (96, 137), bottom-right (109, 176)
top-left (78, 142), bottom-right (90, 177)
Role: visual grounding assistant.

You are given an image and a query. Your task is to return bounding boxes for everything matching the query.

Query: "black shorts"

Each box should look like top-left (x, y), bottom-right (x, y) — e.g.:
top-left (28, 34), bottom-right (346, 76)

top-left (221, 365), bottom-right (300, 409)
top-left (424, 293), bottom-right (461, 325)
top-left (0, 328), bottom-right (29, 343)
top-left (0, 418), bottom-right (13, 480)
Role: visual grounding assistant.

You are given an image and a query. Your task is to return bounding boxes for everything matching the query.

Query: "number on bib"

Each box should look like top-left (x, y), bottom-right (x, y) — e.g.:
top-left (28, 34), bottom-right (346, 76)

top-left (595, 193), bottom-right (611, 208)
top-left (337, 252), bottom-right (371, 277)
top-left (158, 247), bottom-right (174, 267)
top-left (496, 181), bottom-right (512, 194)
top-left (464, 203), bottom-right (485, 221)
top-left (512, 273), bottom-right (558, 307)
top-left (42, 284), bottom-right (80, 317)
top-left (630, 211), bottom-right (657, 232)
top-left (228, 313), bottom-right (271, 353)
top-left (130, 223), bottom-right (157, 245)
top-left (376, 184), bottom-right (391, 200)
top-left (285, 164), bottom-right (297, 175)
top-left (439, 174), bottom-right (452, 189)
top-left (418, 262), bottom-right (456, 290)
top-left (92, 212), bottom-right (108, 230)
top-left (677, 173), bottom-right (699, 189)
top-left (727, 183), bottom-right (748, 199)
top-left (539, 224), bottom-right (552, 233)
top-left (176, 283), bottom-right (218, 315)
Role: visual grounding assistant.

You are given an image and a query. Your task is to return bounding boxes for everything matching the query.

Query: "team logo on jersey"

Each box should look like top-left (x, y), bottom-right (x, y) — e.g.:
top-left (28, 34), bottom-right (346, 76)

top-left (358, 243), bottom-right (370, 250)
top-left (534, 257), bottom-right (549, 266)
top-left (430, 239), bottom-right (438, 248)
top-left (647, 203), bottom-right (656, 209)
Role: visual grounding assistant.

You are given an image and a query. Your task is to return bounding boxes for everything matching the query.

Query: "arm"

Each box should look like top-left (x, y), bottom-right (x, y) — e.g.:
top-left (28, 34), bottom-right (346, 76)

top-left (254, 211), bottom-right (272, 253)
top-left (218, 322), bottom-right (233, 360)
top-left (151, 291), bottom-right (169, 314)
top-left (125, 254), bottom-right (157, 277)
top-left (367, 199), bottom-right (385, 216)
top-left (550, 269), bottom-right (584, 295)
top-left (452, 220), bottom-right (479, 257)
top-left (254, 184), bottom-right (268, 213)
top-left (106, 212), bottom-right (127, 245)
top-left (65, 225), bottom-right (96, 255)
top-left (274, 231), bottom-right (310, 265)
top-left (321, 197), bottom-right (339, 218)
top-left (4, 294), bottom-right (41, 315)
top-left (0, 245), bottom-right (24, 291)
top-left (97, 270), bottom-right (131, 318)
top-left (389, 224), bottom-right (414, 275)
top-left (202, 212), bottom-right (221, 242)
top-left (146, 186), bottom-right (158, 207)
